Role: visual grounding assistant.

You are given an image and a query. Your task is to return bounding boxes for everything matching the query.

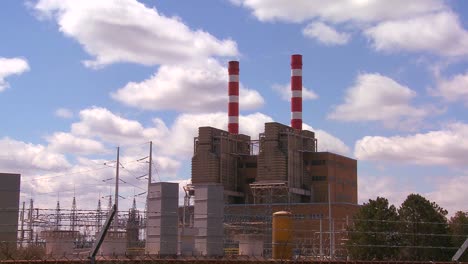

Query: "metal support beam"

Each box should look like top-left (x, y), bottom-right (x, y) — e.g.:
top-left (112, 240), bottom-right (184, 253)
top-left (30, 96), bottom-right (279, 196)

top-left (89, 204), bottom-right (117, 264)
top-left (452, 237), bottom-right (468, 262)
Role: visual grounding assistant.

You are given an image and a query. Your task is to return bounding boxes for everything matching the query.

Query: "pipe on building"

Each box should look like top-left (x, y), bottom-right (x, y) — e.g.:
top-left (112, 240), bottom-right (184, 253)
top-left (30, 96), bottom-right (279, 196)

top-left (272, 211), bottom-right (293, 260)
top-left (290, 54), bottom-right (302, 130)
top-left (228, 61), bottom-right (239, 134)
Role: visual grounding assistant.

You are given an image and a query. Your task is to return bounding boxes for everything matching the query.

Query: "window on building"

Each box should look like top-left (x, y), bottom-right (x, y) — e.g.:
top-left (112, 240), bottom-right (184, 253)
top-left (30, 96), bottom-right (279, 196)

top-left (310, 160), bottom-right (326, 166)
top-left (311, 176), bottom-right (326, 181)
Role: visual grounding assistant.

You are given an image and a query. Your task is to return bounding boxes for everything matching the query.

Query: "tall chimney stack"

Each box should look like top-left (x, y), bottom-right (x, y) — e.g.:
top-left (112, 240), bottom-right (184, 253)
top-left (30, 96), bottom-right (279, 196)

top-left (228, 61), bottom-right (239, 134)
top-left (290, 54), bottom-right (302, 130)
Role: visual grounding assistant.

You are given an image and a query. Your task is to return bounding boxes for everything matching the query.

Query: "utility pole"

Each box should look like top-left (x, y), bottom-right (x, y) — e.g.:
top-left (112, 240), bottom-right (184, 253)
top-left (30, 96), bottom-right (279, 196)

top-left (28, 199), bottom-right (33, 244)
top-left (114, 146), bottom-right (120, 230)
top-left (148, 141), bottom-right (153, 186)
top-left (55, 200), bottom-right (61, 231)
top-left (97, 198), bottom-right (102, 233)
top-left (71, 188), bottom-right (77, 232)
top-left (20, 201), bottom-right (25, 248)
top-left (328, 183), bottom-right (333, 259)
top-left (145, 141), bottom-right (153, 239)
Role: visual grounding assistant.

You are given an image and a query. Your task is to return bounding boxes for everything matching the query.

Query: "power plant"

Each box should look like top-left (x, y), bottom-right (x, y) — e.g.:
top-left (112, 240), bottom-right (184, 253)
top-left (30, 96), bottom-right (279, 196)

top-left (189, 54), bottom-right (359, 257)
top-left (0, 54), bottom-right (359, 260)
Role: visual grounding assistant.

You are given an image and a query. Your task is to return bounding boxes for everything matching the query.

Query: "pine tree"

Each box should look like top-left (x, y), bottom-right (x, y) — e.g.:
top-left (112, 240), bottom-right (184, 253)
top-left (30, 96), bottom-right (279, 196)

top-left (346, 197), bottom-right (400, 260)
top-left (449, 211), bottom-right (468, 261)
top-left (398, 194), bottom-right (451, 261)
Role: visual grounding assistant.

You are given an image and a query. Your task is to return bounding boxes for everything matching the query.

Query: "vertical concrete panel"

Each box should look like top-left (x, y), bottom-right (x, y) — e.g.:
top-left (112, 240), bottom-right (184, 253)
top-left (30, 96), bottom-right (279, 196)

top-left (178, 227), bottom-right (196, 256)
top-left (146, 182), bottom-right (179, 255)
top-left (194, 184), bottom-right (224, 256)
top-left (0, 173), bottom-right (20, 246)
top-left (100, 231), bottom-right (127, 256)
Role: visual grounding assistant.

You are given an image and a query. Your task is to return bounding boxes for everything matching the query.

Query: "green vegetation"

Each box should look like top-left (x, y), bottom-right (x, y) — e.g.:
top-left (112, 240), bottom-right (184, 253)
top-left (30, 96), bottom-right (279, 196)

top-left (449, 211), bottom-right (468, 261)
top-left (346, 194), bottom-right (467, 261)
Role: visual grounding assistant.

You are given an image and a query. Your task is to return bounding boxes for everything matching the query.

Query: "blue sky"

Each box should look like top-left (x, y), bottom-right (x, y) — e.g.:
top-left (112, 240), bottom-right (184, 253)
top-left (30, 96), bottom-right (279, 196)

top-left (0, 0), bottom-right (467, 215)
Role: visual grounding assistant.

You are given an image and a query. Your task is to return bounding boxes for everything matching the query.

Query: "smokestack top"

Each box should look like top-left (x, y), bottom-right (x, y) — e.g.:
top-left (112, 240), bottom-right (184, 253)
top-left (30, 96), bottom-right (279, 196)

top-left (290, 54), bottom-right (303, 130)
top-left (228, 61), bottom-right (239, 134)
top-left (291, 54), bottom-right (302, 69)
top-left (228, 61), bottom-right (239, 74)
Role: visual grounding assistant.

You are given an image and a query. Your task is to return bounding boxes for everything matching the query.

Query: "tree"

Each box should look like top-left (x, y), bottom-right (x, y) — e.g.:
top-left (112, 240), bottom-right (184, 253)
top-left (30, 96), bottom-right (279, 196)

top-left (449, 211), bottom-right (468, 261)
top-left (346, 197), bottom-right (400, 260)
top-left (398, 193), bottom-right (451, 261)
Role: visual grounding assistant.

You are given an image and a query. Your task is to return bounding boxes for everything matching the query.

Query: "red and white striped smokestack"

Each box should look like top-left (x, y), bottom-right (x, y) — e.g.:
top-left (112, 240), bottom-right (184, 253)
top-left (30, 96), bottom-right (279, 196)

top-left (228, 61), bottom-right (239, 134)
top-left (291, 54), bottom-right (303, 130)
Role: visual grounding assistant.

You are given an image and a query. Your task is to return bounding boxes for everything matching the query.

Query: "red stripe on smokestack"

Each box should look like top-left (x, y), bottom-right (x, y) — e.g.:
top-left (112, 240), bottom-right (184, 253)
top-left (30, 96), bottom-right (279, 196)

top-left (291, 54), bottom-right (302, 130)
top-left (228, 61), bottom-right (239, 134)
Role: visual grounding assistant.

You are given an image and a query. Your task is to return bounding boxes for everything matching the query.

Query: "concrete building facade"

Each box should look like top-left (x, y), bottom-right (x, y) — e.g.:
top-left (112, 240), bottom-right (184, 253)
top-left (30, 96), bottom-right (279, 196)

top-left (146, 182), bottom-right (179, 256)
top-left (0, 173), bottom-right (21, 246)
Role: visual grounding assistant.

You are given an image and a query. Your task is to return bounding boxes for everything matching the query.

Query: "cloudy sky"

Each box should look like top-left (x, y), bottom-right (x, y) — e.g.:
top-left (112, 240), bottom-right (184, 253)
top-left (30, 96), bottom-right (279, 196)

top-left (1, 0), bottom-right (467, 215)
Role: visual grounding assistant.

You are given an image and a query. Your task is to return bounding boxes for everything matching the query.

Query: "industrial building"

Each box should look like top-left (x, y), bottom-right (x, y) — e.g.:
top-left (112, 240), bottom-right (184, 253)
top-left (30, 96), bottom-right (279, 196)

top-left (190, 54), bottom-right (359, 257)
top-left (191, 54), bottom-right (357, 206)
top-left (7, 54), bottom-right (358, 259)
top-left (0, 173), bottom-right (21, 247)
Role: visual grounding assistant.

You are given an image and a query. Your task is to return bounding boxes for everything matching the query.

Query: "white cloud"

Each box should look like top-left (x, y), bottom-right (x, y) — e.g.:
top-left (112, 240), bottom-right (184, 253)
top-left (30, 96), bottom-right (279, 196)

top-left (431, 71), bottom-right (468, 106)
top-left (71, 107), bottom-right (169, 145)
top-left (302, 22), bottom-right (350, 45)
top-left (0, 137), bottom-right (70, 172)
top-left (303, 123), bottom-right (350, 155)
top-left (272, 83), bottom-right (318, 101)
top-left (358, 175), bottom-right (409, 206)
top-left (427, 175), bottom-right (468, 215)
top-left (67, 107), bottom-right (272, 158)
top-left (355, 122), bottom-right (468, 166)
top-left (0, 57), bottom-right (29, 91)
top-left (233, 1), bottom-right (468, 57)
top-left (328, 73), bottom-right (428, 129)
top-left (152, 156), bottom-right (181, 179)
top-left (112, 59), bottom-right (264, 112)
top-left (34, 0), bottom-right (238, 68)
top-left (365, 12), bottom-right (468, 57)
top-left (46, 132), bottom-right (108, 155)
top-left (54, 108), bottom-right (73, 119)
top-left (232, 0), bottom-right (444, 23)
top-left (358, 174), bottom-right (467, 216)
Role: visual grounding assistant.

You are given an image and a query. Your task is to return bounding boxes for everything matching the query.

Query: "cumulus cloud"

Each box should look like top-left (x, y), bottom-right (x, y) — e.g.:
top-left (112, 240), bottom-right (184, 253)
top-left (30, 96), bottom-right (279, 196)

top-left (66, 107), bottom-right (273, 157)
top-left (272, 83), bottom-right (318, 101)
top-left (0, 137), bottom-right (70, 172)
top-left (112, 59), bottom-right (264, 112)
top-left (231, 0), bottom-right (444, 23)
top-left (328, 73), bottom-right (428, 129)
top-left (54, 108), bottom-right (73, 119)
top-left (34, 0), bottom-right (238, 68)
top-left (359, 174), bottom-right (467, 216)
top-left (358, 175), bottom-right (409, 206)
top-left (427, 175), bottom-right (468, 215)
top-left (431, 71), bottom-right (468, 106)
top-left (0, 57), bottom-right (29, 91)
top-left (302, 22), bottom-right (350, 45)
top-left (365, 12), bottom-right (468, 57)
top-left (303, 123), bottom-right (350, 155)
top-left (46, 132), bottom-right (108, 155)
top-left (233, 1), bottom-right (468, 57)
top-left (71, 107), bottom-right (169, 145)
top-left (355, 122), bottom-right (468, 166)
